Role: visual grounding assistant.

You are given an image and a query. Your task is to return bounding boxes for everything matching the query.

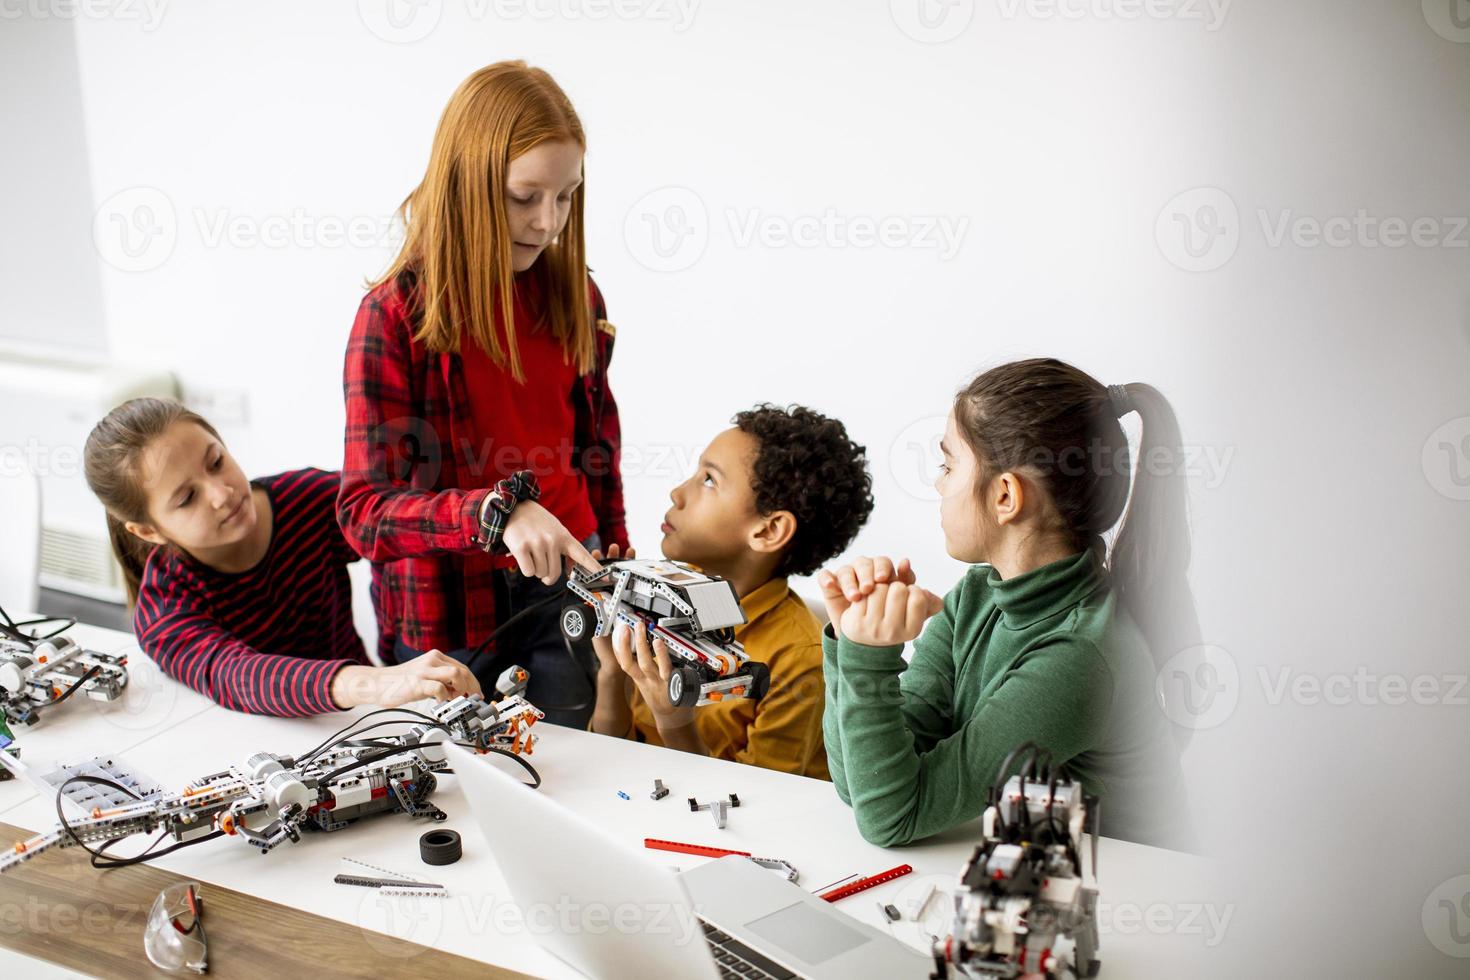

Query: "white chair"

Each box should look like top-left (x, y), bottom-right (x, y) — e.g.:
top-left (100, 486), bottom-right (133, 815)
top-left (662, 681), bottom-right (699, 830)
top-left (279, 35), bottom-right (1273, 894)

top-left (0, 468), bottom-right (42, 615)
top-left (347, 560), bottom-right (383, 666)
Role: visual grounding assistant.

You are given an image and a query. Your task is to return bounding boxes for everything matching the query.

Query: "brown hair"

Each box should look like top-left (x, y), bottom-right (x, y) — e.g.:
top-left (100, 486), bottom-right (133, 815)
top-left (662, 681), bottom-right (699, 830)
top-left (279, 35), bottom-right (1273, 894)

top-left (953, 358), bottom-right (1201, 666)
top-left (374, 60), bottom-right (593, 381)
top-left (83, 397), bottom-right (221, 608)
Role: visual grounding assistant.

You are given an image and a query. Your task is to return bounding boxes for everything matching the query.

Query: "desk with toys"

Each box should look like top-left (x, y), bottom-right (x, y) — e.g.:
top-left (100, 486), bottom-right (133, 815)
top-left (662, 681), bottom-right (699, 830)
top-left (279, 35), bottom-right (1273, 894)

top-left (0, 615), bottom-right (1222, 979)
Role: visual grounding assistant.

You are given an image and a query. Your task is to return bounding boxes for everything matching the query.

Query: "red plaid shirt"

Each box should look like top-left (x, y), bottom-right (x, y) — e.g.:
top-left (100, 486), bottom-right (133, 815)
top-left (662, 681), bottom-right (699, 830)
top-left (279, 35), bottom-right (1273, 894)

top-left (338, 269), bottom-right (628, 663)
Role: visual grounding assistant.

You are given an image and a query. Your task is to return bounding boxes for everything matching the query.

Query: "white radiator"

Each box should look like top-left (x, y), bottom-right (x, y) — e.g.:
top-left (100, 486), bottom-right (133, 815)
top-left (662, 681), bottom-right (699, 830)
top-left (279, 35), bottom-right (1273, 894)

top-left (0, 344), bottom-right (176, 603)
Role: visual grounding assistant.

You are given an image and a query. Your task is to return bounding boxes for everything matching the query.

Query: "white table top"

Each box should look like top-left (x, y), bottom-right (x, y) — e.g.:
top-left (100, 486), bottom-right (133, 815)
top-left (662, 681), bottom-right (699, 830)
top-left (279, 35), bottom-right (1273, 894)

top-left (0, 620), bottom-right (1227, 979)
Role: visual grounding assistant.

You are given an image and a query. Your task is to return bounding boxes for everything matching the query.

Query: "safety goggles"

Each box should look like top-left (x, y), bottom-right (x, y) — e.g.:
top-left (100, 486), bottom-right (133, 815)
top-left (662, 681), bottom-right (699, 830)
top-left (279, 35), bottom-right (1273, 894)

top-left (144, 881), bottom-right (209, 974)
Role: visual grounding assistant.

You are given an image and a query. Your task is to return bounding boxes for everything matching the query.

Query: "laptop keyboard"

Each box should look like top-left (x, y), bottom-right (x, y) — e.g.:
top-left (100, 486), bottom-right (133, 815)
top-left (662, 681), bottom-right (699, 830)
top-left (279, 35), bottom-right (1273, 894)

top-left (700, 920), bottom-right (799, 980)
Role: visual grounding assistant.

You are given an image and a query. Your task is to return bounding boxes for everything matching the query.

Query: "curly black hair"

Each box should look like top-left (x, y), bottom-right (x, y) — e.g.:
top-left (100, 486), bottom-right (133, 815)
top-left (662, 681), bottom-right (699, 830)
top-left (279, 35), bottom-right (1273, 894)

top-left (732, 404), bottom-right (875, 578)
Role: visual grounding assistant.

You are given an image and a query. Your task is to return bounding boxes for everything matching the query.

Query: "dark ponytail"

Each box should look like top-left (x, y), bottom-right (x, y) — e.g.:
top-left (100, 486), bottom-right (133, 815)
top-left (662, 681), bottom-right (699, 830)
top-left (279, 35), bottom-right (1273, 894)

top-left (953, 359), bottom-right (1201, 669)
top-left (83, 398), bottom-right (222, 608)
top-left (1106, 383), bottom-right (1203, 671)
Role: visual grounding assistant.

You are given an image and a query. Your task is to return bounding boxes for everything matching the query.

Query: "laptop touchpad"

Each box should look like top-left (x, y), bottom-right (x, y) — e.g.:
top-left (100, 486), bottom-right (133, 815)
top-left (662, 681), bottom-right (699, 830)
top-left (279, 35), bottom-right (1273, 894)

top-left (743, 901), bottom-right (872, 965)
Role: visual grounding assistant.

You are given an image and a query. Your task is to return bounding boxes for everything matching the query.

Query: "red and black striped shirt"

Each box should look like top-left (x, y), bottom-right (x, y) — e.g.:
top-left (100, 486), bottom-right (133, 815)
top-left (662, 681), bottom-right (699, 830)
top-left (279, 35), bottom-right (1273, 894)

top-left (133, 468), bottom-right (368, 716)
top-left (337, 269), bottom-right (628, 663)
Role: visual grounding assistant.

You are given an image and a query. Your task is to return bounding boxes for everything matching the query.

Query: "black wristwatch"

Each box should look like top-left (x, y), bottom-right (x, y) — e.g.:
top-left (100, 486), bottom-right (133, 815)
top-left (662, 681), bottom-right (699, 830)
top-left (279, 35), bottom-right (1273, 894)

top-left (477, 470), bottom-right (542, 553)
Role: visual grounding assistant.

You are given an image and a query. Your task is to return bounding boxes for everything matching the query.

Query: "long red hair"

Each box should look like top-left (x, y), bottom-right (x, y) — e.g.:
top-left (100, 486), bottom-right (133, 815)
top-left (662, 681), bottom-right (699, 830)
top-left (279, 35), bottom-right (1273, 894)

top-left (376, 61), bottom-right (593, 381)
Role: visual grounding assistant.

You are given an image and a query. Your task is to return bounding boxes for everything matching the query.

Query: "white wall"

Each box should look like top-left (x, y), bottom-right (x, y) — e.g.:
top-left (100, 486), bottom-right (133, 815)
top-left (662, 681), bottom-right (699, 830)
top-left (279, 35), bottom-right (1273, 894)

top-left (17, 4), bottom-right (1470, 974)
top-left (0, 14), bottom-right (106, 349)
top-left (67, 0), bottom-right (1226, 591)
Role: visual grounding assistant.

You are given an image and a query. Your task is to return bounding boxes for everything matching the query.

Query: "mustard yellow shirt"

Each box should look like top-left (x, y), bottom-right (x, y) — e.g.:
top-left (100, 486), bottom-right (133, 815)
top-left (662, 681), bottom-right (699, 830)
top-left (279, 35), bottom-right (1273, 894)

top-left (623, 577), bottom-right (829, 780)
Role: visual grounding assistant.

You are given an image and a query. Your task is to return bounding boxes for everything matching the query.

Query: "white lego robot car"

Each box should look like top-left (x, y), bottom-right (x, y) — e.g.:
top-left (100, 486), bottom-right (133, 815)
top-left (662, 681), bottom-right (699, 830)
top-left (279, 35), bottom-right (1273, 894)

top-left (560, 559), bottom-right (771, 708)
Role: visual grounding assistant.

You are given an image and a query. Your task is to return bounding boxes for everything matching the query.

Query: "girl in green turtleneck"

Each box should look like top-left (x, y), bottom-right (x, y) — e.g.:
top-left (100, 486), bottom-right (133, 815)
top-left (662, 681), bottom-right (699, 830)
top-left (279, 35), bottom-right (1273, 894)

top-left (818, 358), bottom-right (1199, 851)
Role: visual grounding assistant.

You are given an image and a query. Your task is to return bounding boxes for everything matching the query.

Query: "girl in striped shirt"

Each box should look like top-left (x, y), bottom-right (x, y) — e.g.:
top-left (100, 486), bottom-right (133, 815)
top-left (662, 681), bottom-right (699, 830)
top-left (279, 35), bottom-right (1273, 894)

top-left (83, 397), bottom-right (479, 717)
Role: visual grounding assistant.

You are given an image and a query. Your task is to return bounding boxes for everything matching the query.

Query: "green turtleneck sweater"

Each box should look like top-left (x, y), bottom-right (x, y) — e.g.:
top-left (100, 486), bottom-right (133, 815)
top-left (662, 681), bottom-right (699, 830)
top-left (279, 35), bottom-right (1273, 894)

top-left (822, 550), bottom-right (1191, 850)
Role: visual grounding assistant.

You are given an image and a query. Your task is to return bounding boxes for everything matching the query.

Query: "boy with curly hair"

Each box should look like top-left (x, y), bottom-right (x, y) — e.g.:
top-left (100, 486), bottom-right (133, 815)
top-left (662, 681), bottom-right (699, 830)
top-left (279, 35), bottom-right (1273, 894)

top-left (589, 405), bottom-right (873, 779)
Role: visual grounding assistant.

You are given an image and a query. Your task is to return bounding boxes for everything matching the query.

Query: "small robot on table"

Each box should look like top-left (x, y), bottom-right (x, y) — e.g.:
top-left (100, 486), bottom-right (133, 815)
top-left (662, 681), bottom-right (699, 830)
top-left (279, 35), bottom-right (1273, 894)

top-left (1, 631), bottom-right (129, 728)
top-left (931, 742), bottom-right (1101, 980)
top-left (0, 667), bottom-right (544, 874)
top-left (559, 558), bottom-right (770, 708)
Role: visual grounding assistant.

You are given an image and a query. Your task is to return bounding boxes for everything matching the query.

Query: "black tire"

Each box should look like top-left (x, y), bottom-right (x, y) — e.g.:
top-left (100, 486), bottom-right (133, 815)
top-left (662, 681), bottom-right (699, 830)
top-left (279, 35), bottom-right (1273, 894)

top-left (744, 661), bottom-right (772, 701)
top-left (559, 604), bottom-right (590, 642)
top-left (668, 667), bottom-right (703, 708)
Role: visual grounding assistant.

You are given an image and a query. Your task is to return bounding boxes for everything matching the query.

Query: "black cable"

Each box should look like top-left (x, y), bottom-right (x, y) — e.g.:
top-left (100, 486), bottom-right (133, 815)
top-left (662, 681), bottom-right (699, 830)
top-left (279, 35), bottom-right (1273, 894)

top-left (48, 666), bottom-right (101, 706)
top-left (1046, 765), bottom-right (1064, 843)
top-left (992, 742), bottom-right (1040, 835)
top-left (301, 718), bottom-right (446, 763)
top-left (90, 828), bottom-right (226, 870)
top-left (992, 742), bottom-right (1036, 808)
top-left (465, 591), bottom-right (565, 663)
top-left (0, 604), bottom-right (74, 642)
top-left (319, 746), bottom-right (413, 783)
top-left (463, 589), bottom-right (597, 714)
top-left (54, 775), bottom-right (223, 869)
top-left (449, 743), bottom-right (542, 789)
top-left (296, 707), bottom-right (441, 765)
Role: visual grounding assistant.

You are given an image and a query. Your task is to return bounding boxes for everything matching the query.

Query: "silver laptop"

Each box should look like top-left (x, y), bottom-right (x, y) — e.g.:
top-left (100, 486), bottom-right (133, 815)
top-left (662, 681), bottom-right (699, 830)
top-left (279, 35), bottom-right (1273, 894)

top-left (444, 743), bottom-right (930, 980)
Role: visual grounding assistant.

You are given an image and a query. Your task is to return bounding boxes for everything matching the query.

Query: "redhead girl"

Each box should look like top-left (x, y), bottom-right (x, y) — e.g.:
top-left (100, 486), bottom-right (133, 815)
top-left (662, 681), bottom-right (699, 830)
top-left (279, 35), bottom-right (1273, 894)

top-left (338, 62), bottom-right (626, 727)
top-left (85, 397), bottom-right (480, 716)
top-left (819, 359), bottom-right (1199, 850)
